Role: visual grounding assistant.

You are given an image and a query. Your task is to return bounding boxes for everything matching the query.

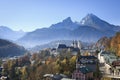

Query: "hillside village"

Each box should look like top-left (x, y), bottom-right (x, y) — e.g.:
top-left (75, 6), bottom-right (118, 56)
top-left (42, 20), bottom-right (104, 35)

top-left (0, 33), bottom-right (120, 80)
top-left (0, 0), bottom-right (120, 80)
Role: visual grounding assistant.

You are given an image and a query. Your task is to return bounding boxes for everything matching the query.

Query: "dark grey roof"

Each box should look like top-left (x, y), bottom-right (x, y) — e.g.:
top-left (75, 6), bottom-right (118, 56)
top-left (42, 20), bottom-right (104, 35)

top-left (53, 74), bottom-right (67, 80)
top-left (79, 56), bottom-right (97, 59)
top-left (51, 48), bottom-right (56, 51)
top-left (72, 48), bottom-right (80, 52)
top-left (77, 56), bottom-right (98, 64)
top-left (79, 66), bottom-right (92, 74)
top-left (101, 51), bottom-right (109, 54)
top-left (112, 60), bottom-right (120, 66)
top-left (57, 44), bottom-right (67, 49)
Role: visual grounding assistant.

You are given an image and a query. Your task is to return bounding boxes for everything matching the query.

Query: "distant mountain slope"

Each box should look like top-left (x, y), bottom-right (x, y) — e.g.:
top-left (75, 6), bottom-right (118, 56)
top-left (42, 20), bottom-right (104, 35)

top-left (30, 40), bottom-right (74, 51)
top-left (18, 28), bottom-right (71, 47)
top-left (0, 39), bottom-right (26, 57)
top-left (71, 25), bottom-right (105, 42)
top-left (0, 26), bottom-right (26, 41)
top-left (18, 14), bottom-right (120, 48)
top-left (50, 17), bottom-right (79, 30)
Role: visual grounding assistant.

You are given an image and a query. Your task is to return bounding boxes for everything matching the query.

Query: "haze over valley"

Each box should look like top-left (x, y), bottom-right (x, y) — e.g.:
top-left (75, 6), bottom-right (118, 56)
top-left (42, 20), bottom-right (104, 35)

top-left (0, 13), bottom-right (120, 49)
top-left (1, 1), bottom-right (120, 80)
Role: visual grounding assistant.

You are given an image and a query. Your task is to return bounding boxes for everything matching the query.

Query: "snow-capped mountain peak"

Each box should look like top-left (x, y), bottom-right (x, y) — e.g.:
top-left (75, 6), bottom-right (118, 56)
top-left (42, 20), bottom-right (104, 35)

top-left (80, 13), bottom-right (100, 25)
top-left (80, 13), bottom-right (114, 31)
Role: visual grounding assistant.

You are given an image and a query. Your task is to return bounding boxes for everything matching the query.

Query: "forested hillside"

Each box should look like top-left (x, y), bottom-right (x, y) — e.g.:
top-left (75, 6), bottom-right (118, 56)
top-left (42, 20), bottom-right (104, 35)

top-left (96, 32), bottom-right (120, 56)
top-left (0, 39), bottom-right (26, 57)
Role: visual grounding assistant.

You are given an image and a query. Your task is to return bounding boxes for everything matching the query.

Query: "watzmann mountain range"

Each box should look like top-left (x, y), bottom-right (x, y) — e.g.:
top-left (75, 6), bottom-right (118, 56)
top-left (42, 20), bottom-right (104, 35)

top-left (0, 14), bottom-right (120, 47)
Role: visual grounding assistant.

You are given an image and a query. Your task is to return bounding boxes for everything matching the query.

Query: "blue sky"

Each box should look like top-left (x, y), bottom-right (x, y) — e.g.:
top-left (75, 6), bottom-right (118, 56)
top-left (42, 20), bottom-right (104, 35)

top-left (0, 0), bottom-right (120, 31)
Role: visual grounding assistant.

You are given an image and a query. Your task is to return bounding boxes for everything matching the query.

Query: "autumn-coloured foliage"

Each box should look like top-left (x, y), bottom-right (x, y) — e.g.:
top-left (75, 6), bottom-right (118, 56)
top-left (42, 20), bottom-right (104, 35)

top-left (110, 32), bottom-right (120, 56)
top-left (97, 32), bottom-right (120, 56)
top-left (2, 49), bottom-right (77, 80)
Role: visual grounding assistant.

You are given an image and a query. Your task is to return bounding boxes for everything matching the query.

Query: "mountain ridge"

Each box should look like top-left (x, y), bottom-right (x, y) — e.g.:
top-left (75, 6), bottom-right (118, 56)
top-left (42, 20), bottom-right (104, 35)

top-left (7, 14), bottom-right (120, 48)
top-left (0, 26), bottom-right (26, 41)
top-left (50, 17), bottom-right (79, 30)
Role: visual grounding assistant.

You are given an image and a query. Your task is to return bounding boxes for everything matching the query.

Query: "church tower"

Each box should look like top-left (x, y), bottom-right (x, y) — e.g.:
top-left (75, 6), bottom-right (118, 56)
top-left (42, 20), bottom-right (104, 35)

top-left (72, 40), bottom-right (82, 49)
top-left (77, 40), bottom-right (82, 49)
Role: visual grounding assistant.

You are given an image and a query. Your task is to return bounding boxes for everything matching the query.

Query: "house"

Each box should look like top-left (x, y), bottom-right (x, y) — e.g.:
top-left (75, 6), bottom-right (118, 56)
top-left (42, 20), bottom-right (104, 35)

top-left (57, 44), bottom-right (67, 49)
top-left (0, 76), bottom-right (9, 80)
top-left (72, 55), bottom-right (97, 80)
top-left (43, 74), bottom-right (68, 80)
top-left (61, 78), bottom-right (75, 80)
top-left (98, 51), bottom-right (117, 64)
top-left (56, 44), bottom-right (68, 54)
top-left (76, 55), bottom-right (98, 72)
top-left (72, 66), bottom-right (93, 80)
top-left (51, 42), bottom-right (81, 56)
top-left (68, 47), bottom-right (80, 56)
top-left (50, 48), bottom-right (59, 56)
top-left (43, 74), bottom-right (54, 80)
top-left (111, 60), bottom-right (120, 75)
